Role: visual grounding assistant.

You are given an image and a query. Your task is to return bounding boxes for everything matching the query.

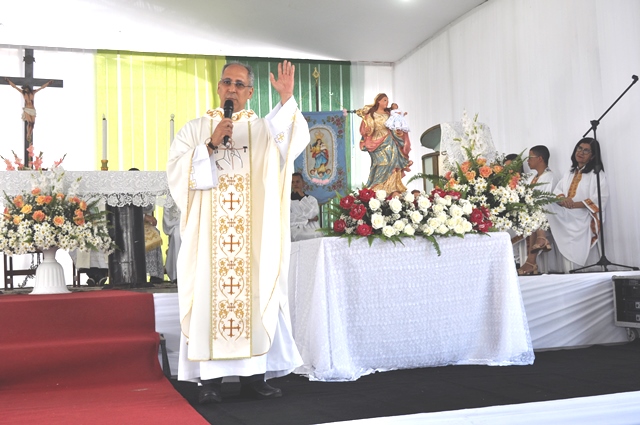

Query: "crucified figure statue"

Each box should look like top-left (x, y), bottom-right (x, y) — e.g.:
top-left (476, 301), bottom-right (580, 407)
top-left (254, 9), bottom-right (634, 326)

top-left (5, 77), bottom-right (53, 143)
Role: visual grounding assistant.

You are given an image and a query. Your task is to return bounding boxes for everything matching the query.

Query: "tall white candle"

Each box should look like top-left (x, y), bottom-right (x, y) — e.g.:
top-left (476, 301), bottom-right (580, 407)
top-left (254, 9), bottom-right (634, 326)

top-left (102, 114), bottom-right (107, 160)
top-left (170, 114), bottom-right (175, 143)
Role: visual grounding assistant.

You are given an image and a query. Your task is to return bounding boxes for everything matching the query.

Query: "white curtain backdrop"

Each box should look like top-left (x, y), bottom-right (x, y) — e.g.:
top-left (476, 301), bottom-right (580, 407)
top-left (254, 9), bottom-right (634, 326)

top-left (391, 0), bottom-right (640, 270)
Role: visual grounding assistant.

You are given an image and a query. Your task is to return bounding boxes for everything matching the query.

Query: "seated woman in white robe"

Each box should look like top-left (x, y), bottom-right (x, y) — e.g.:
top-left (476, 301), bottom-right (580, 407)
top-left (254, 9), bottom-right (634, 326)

top-left (290, 172), bottom-right (321, 242)
top-left (546, 138), bottom-right (608, 271)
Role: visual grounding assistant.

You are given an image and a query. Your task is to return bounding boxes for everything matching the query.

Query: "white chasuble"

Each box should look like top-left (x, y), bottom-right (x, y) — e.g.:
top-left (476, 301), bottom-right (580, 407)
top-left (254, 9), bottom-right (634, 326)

top-left (167, 98), bottom-right (309, 369)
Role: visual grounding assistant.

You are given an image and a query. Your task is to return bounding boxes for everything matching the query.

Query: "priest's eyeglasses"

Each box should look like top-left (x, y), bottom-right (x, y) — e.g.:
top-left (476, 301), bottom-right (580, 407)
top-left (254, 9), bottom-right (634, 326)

top-left (576, 146), bottom-right (592, 154)
top-left (220, 79), bottom-right (252, 90)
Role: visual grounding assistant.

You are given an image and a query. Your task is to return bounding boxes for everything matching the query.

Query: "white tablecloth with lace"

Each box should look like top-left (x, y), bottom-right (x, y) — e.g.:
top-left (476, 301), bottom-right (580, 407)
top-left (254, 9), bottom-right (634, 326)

top-left (0, 171), bottom-right (171, 207)
top-left (288, 232), bottom-right (534, 382)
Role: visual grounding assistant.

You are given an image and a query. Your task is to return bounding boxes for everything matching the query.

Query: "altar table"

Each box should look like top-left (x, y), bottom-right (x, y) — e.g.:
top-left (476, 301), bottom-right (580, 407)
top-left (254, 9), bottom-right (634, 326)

top-left (287, 233), bottom-right (534, 381)
top-left (1, 170), bottom-right (170, 287)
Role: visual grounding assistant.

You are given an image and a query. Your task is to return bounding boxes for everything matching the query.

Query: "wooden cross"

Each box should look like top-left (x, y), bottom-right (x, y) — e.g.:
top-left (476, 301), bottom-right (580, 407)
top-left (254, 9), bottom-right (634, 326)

top-left (0, 48), bottom-right (64, 162)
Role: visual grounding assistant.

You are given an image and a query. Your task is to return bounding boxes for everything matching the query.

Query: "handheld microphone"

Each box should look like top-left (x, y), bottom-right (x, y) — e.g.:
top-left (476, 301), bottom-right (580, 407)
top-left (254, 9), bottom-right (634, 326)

top-left (223, 99), bottom-right (234, 147)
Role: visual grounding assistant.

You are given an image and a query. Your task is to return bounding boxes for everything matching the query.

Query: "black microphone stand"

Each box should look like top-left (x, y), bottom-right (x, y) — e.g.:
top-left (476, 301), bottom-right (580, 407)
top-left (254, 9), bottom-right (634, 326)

top-left (571, 75), bottom-right (639, 273)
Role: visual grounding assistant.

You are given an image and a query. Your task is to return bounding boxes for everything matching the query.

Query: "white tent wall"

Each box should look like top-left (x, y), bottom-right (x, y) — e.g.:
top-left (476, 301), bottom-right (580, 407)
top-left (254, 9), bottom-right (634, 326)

top-left (394, 0), bottom-right (640, 270)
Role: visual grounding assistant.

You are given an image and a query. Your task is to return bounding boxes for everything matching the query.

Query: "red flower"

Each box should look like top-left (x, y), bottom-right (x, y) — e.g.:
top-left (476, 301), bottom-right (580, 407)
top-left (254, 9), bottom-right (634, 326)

top-left (470, 208), bottom-right (484, 225)
top-left (356, 224), bottom-right (372, 236)
top-left (350, 204), bottom-right (366, 220)
top-left (431, 188), bottom-right (446, 199)
top-left (333, 219), bottom-right (347, 233)
top-left (358, 188), bottom-right (375, 203)
top-left (339, 195), bottom-right (355, 210)
top-left (477, 220), bottom-right (492, 233)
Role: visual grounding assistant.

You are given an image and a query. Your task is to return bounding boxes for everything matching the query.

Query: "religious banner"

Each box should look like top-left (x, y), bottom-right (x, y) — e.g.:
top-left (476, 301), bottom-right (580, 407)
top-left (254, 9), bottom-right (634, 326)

top-left (296, 111), bottom-right (347, 204)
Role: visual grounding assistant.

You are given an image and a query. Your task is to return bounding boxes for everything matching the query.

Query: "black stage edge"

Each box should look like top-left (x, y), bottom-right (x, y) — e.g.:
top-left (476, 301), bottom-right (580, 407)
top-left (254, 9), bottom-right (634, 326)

top-left (171, 341), bottom-right (640, 425)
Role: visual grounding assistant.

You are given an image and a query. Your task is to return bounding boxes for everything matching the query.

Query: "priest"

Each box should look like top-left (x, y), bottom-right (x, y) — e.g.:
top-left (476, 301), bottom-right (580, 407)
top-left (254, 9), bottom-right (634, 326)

top-left (167, 60), bottom-right (310, 404)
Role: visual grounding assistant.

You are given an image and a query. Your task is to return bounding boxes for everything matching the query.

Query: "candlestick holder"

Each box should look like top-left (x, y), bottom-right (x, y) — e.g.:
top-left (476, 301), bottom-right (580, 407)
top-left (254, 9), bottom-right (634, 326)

top-left (101, 159), bottom-right (109, 171)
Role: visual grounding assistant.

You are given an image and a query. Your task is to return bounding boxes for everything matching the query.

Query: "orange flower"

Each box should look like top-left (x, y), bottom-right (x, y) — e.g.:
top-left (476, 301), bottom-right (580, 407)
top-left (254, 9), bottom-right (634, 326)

top-left (460, 161), bottom-right (471, 173)
top-left (35, 196), bottom-right (46, 205)
top-left (493, 165), bottom-right (504, 174)
top-left (3, 207), bottom-right (10, 220)
top-left (13, 195), bottom-right (24, 208)
top-left (53, 216), bottom-right (65, 226)
top-left (79, 201), bottom-right (88, 211)
top-left (43, 196), bottom-right (53, 204)
top-left (13, 215), bottom-right (22, 225)
top-left (31, 187), bottom-right (42, 195)
top-left (477, 158), bottom-right (487, 166)
top-left (479, 165), bottom-right (493, 178)
top-left (70, 196), bottom-right (81, 204)
top-left (20, 204), bottom-right (33, 214)
top-left (444, 171), bottom-right (453, 180)
top-left (73, 209), bottom-right (85, 225)
top-left (465, 171), bottom-right (476, 180)
top-left (509, 174), bottom-right (520, 189)
top-left (56, 193), bottom-right (65, 200)
top-left (32, 211), bottom-right (46, 222)
top-left (448, 178), bottom-right (458, 187)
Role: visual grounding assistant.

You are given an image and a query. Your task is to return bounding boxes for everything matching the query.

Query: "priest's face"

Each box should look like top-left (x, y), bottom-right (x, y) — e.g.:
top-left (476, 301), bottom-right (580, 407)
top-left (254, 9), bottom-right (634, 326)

top-left (218, 64), bottom-right (254, 112)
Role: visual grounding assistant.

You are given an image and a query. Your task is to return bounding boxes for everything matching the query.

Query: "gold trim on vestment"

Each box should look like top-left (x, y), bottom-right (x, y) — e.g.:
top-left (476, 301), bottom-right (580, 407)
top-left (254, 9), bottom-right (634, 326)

top-left (567, 171), bottom-right (582, 198)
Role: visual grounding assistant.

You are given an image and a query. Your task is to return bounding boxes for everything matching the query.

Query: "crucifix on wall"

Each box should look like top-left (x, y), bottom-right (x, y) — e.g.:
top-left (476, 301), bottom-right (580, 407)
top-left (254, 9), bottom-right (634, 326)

top-left (0, 48), bottom-right (63, 163)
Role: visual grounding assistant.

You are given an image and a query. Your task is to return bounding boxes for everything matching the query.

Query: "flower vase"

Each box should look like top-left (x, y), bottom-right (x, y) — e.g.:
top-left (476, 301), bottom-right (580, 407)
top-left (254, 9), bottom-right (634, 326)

top-left (30, 247), bottom-right (71, 295)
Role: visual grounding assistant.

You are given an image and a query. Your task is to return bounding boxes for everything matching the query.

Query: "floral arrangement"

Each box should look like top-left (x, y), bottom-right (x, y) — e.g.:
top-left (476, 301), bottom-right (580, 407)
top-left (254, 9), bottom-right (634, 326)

top-left (410, 111), bottom-right (557, 239)
top-left (0, 155), bottom-right (116, 256)
top-left (436, 148), bottom-right (556, 238)
top-left (321, 186), bottom-right (491, 255)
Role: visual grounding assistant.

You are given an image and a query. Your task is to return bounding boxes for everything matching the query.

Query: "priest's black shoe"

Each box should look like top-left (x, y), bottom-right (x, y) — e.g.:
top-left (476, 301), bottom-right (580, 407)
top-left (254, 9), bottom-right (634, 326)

top-left (198, 382), bottom-right (222, 404)
top-left (241, 380), bottom-right (282, 400)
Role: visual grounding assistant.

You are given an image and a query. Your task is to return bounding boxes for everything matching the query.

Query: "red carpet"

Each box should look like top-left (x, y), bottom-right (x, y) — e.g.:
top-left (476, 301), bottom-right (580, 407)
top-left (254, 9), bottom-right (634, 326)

top-left (0, 290), bottom-right (207, 424)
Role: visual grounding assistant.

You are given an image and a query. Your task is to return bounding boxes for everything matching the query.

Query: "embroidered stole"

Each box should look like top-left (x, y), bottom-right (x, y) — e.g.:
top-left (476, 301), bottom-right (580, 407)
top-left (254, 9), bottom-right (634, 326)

top-left (210, 127), bottom-right (253, 359)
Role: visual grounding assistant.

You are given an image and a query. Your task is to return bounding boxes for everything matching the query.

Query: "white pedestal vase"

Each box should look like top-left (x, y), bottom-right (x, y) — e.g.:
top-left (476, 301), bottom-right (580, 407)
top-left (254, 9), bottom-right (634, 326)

top-left (30, 247), bottom-right (71, 295)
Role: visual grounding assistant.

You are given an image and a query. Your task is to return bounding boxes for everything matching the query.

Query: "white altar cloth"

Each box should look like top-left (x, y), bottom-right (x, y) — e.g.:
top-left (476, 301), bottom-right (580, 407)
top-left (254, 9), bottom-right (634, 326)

top-left (0, 170), bottom-right (170, 207)
top-left (287, 233), bottom-right (534, 382)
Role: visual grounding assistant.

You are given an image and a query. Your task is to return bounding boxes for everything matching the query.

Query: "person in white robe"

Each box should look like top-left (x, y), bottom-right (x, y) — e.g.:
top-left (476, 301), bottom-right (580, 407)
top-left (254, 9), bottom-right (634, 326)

top-left (166, 60), bottom-right (309, 404)
top-left (290, 172), bottom-right (321, 242)
top-left (546, 138), bottom-right (608, 270)
top-left (517, 145), bottom-right (555, 275)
